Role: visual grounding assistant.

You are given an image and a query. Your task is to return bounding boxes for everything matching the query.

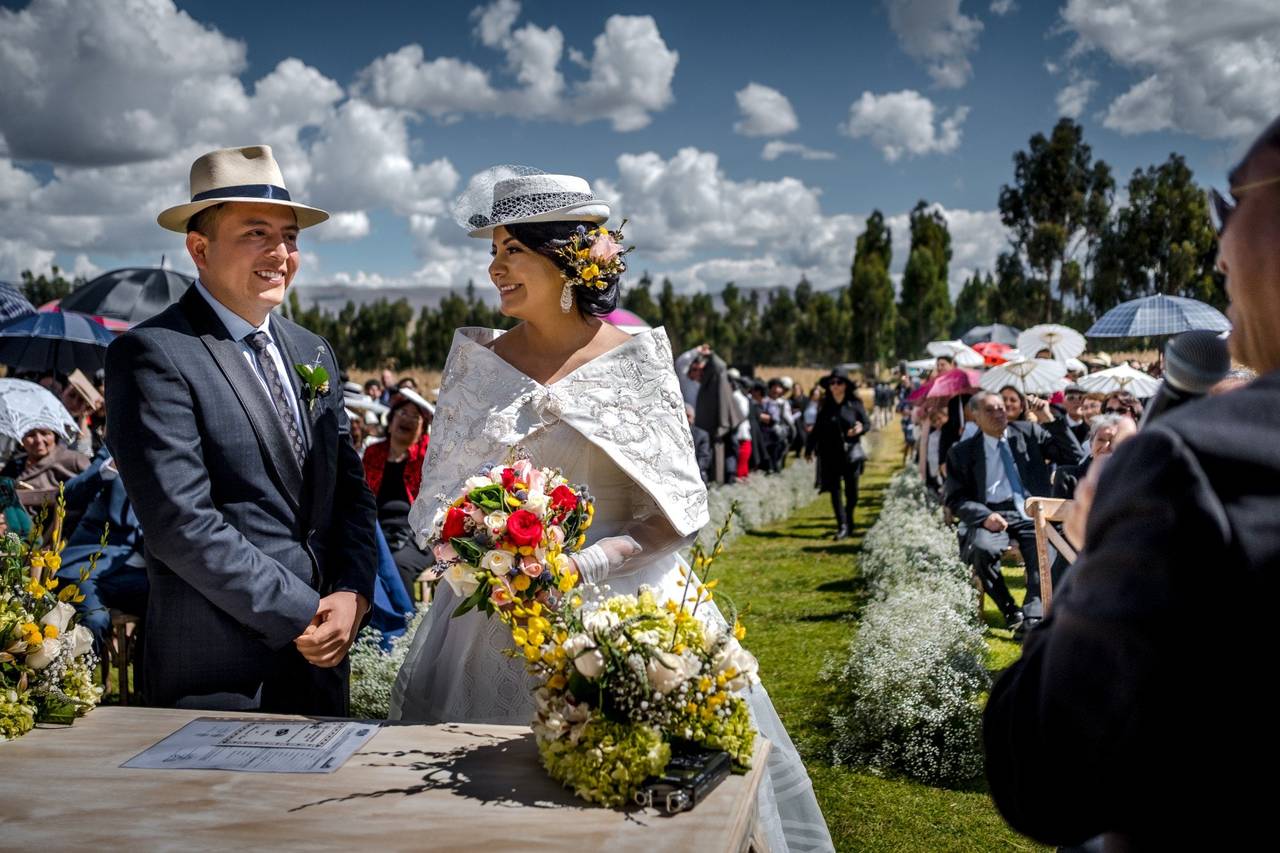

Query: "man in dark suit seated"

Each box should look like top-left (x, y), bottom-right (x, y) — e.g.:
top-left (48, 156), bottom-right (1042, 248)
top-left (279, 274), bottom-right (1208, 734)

top-left (944, 389), bottom-right (1084, 635)
top-left (983, 113), bottom-right (1280, 849)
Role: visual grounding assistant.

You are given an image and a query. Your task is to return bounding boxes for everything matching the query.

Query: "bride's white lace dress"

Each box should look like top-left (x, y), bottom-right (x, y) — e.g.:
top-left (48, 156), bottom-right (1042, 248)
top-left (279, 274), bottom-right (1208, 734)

top-left (390, 327), bottom-right (834, 853)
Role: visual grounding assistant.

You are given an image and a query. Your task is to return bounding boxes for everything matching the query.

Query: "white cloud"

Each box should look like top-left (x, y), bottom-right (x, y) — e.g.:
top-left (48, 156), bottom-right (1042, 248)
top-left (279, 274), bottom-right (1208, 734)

top-left (885, 0), bottom-right (984, 89)
top-left (0, 238), bottom-right (54, 282)
top-left (989, 0), bottom-right (1017, 15)
top-left (840, 90), bottom-right (968, 161)
top-left (734, 83), bottom-right (799, 137)
top-left (761, 141), bottom-right (837, 161)
top-left (1061, 0), bottom-right (1280, 139)
top-left (0, 158), bottom-right (39, 204)
top-left (357, 3), bottom-right (678, 132)
top-left (1055, 77), bottom-right (1097, 119)
top-left (314, 211), bottom-right (372, 242)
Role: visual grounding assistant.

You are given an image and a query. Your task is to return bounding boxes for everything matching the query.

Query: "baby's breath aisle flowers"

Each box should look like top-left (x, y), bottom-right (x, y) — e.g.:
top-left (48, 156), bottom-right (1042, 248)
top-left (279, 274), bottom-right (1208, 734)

top-left (424, 448), bottom-right (594, 625)
top-left (518, 506), bottom-right (761, 808)
top-left (1, 497), bottom-right (104, 741)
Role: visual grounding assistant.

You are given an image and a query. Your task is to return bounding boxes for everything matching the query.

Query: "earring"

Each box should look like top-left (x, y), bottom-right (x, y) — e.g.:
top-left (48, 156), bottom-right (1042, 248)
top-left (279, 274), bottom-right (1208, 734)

top-left (560, 279), bottom-right (574, 313)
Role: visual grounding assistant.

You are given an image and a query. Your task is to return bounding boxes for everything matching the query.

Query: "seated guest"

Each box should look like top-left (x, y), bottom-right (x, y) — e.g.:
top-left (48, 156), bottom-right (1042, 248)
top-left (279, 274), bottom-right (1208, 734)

top-left (944, 390), bottom-right (1085, 636)
top-left (2, 424), bottom-right (92, 519)
top-left (924, 406), bottom-right (949, 496)
top-left (999, 385), bottom-right (1032, 422)
top-left (1061, 384), bottom-right (1091, 446)
top-left (57, 442), bottom-right (147, 649)
top-left (363, 388), bottom-right (434, 595)
top-left (1052, 413), bottom-right (1137, 500)
top-left (0, 477), bottom-right (33, 540)
top-left (61, 370), bottom-right (105, 456)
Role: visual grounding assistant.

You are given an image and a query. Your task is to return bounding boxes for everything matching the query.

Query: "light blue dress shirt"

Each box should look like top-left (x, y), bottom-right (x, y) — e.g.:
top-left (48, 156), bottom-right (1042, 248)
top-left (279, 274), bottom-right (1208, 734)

top-left (194, 279), bottom-right (305, 437)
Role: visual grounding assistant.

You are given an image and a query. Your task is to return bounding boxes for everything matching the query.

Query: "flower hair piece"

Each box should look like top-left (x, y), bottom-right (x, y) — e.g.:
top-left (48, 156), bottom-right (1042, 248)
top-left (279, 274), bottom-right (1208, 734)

top-left (552, 220), bottom-right (633, 291)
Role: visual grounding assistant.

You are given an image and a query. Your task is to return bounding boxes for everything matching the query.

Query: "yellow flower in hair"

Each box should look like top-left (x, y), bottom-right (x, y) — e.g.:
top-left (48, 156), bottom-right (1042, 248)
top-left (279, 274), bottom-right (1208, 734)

top-left (576, 248), bottom-right (591, 259)
top-left (580, 264), bottom-right (600, 281)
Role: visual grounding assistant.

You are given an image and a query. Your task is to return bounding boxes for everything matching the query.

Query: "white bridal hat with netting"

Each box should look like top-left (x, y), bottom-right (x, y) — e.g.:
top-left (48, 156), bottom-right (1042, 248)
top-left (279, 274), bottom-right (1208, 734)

top-left (453, 165), bottom-right (611, 238)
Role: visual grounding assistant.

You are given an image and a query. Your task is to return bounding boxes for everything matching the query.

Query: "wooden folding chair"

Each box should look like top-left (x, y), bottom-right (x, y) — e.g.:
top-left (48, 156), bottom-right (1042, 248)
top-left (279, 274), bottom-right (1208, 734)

top-left (100, 609), bottom-right (141, 705)
top-left (1025, 497), bottom-right (1079, 615)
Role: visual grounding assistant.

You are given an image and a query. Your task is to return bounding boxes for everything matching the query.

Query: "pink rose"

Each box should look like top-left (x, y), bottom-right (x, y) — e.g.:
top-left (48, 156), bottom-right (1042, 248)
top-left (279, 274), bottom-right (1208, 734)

top-left (588, 233), bottom-right (622, 263)
top-left (490, 578), bottom-right (515, 607)
top-left (433, 542), bottom-right (458, 563)
top-left (521, 555), bottom-right (544, 577)
top-left (512, 459), bottom-right (534, 482)
top-left (467, 504), bottom-right (486, 524)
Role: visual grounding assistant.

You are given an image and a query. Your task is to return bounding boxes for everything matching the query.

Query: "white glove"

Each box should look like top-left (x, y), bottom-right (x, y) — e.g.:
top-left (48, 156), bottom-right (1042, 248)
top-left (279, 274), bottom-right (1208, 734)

top-left (573, 535), bottom-right (643, 585)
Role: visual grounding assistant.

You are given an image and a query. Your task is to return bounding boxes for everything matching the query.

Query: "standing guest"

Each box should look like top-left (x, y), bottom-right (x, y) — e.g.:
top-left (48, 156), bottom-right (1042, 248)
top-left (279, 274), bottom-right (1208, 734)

top-left (675, 344), bottom-right (711, 408)
top-left (1102, 390), bottom-right (1144, 421)
top-left (984, 114), bottom-right (1280, 849)
top-left (61, 370), bottom-right (104, 455)
top-left (786, 379), bottom-right (808, 455)
top-left (729, 374), bottom-right (754, 481)
top-left (106, 145), bottom-right (377, 714)
top-left (378, 368), bottom-right (397, 405)
top-left (691, 348), bottom-right (741, 484)
top-left (396, 376), bottom-right (419, 393)
top-left (363, 378), bottom-right (384, 402)
top-left (944, 390), bottom-right (1084, 635)
top-left (806, 367), bottom-right (870, 540)
top-left (686, 404), bottom-right (713, 485)
top-left (924, 406), bottom-right (949, 495)
top-left (934, 354), bottom-right (956, 377)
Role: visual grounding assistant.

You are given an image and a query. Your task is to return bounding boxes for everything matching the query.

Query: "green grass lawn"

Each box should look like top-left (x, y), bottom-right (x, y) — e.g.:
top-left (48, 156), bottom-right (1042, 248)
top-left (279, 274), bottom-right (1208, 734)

top-left (712, 427), bottom-right (1043, 852)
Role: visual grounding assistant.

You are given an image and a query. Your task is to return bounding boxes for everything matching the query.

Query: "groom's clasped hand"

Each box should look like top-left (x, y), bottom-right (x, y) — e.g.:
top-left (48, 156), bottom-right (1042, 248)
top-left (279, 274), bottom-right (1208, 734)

top-left (294, 591), bottom-right (368, 668)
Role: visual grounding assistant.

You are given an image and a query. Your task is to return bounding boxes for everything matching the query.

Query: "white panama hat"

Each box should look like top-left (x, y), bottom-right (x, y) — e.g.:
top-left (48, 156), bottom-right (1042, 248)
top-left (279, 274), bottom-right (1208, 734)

top-left (157, 145), bottom-right (329, 233)
top-left (453, 165), bottom-right (610, 238)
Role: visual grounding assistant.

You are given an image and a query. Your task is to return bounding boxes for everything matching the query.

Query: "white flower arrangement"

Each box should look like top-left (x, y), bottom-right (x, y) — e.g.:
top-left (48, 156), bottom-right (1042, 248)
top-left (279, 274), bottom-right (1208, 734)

top-left (348, 604), bottom-right (429, 719)
top-left (826, 468), bottom-right (990, 786)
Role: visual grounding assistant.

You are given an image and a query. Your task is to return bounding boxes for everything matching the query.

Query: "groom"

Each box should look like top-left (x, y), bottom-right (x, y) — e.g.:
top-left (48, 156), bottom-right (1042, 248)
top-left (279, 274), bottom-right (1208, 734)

top-left (105, 145), bottom-right (377, 715)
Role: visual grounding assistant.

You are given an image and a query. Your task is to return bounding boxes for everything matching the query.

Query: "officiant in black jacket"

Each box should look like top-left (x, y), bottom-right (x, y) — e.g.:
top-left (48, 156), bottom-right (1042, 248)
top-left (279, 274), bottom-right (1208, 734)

top-left (944, 389), bottom-right (1084, 633)
top-left (984, 115), bottom-right (1280, 850)
top-left (806, 368), bottom-right (871, 540)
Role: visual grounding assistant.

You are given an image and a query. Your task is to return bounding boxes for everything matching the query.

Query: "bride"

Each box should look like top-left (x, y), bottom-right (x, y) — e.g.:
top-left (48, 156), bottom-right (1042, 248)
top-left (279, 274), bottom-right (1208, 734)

top-left (390, 167), bottom-right (834, 853)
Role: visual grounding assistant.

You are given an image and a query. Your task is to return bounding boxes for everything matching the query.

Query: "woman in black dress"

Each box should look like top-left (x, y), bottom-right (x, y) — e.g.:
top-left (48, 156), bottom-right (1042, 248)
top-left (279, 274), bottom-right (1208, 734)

top-left (805, 367), bottom-right (871, 540)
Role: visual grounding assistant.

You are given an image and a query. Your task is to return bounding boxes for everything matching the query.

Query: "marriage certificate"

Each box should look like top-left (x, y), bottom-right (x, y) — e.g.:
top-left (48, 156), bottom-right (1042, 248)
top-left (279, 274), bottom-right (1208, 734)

top-left (122, 717), bottom-right (380, 773)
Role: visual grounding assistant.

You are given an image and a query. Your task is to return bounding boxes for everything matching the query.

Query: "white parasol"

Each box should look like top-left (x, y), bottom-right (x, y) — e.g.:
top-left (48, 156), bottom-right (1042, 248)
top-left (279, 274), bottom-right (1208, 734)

top-left (1077, 365), bottom-right (1161, 398)
top-left (979, 358), bottom-right (1068, 396)
top-left (0, 378), bottom-right (79, 444)
top-left (1017, 324), bottom-right (1087, 362)
top-left (925, 340), bottom-right (984, 368)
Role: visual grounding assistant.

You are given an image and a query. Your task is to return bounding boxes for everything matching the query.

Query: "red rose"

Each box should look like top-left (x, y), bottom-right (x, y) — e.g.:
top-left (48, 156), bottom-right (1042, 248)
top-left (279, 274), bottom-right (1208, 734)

top-left (441, 507), bottom-right (468, 541)
top-left (550, 484), bottom-right (579, 511)
top-left (501, 468), bottom-right (517, 490)
top-left (506, 509), bottom-right (544, 548)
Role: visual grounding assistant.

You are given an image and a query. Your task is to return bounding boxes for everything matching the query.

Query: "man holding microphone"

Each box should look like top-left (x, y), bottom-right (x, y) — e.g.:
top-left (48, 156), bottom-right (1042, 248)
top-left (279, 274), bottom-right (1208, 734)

top-left (983, 117), bottom-right (1280, 847)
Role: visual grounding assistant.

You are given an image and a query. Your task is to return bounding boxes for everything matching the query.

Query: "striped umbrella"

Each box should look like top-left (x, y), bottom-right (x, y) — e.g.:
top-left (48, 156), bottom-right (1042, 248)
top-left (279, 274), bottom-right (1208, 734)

top-left (0, 310), bottom-right (116, 374)
top-left (1086, 294), bottom-right (1231, 337)
top-left (0, 281), bottom-right (36, 325)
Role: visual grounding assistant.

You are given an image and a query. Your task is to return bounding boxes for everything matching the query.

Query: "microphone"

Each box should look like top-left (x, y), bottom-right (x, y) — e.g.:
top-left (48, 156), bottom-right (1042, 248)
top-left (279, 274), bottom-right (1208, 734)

top-left (1139, 330), bottom-right (1231, 428)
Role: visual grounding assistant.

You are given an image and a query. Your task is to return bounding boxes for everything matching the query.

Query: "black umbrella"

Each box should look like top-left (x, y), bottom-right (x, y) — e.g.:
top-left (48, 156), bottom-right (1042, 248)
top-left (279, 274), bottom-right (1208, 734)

top-left (59, 267), bottom-right (193, 327)
top-left (0, 280), bottom-right (36, 325)
top-left (0, 310), bottom-right (116, 374)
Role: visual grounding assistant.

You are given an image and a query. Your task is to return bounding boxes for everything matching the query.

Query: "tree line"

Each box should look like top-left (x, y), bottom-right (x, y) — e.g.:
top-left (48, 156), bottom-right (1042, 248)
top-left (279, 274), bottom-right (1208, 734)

top-left (13, 117), bottom-right (1223, 371)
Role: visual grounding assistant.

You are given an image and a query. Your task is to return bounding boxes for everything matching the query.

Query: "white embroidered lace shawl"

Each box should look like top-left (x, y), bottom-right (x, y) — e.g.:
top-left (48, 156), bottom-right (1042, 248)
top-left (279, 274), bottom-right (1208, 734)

top-left (406, 326), bottom-right (709, 545)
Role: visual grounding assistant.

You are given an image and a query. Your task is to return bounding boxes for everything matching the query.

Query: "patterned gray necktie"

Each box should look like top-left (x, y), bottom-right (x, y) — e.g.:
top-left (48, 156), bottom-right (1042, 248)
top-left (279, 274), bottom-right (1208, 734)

top-left (245, 331), bottom-right (306, 468)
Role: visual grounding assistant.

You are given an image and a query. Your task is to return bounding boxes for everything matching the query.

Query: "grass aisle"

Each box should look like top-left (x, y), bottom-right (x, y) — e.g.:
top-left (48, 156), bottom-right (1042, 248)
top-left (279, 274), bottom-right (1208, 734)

top-left (714, 428), bottom-right (1037, 852)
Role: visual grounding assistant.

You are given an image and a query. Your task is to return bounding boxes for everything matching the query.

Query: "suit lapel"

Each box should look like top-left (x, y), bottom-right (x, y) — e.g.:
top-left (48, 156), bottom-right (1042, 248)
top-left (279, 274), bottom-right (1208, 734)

top-left (181, 289), bottom-right (303, 512)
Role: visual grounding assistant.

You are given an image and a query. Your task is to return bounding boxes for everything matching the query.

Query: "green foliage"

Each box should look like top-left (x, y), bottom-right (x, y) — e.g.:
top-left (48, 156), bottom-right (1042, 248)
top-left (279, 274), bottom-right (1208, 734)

top-left (998, 118), bottom-right (1115, 323)
top-left (896, 202), bottom-right (954, 357)
top-left (848, 211), bottom-right (897, 363)
top-left (19, 267), bottom-right (79, 307)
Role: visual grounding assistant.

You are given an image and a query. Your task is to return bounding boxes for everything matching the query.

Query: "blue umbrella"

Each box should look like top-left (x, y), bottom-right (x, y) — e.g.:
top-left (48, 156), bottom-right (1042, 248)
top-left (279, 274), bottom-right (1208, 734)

top-left (1086, 294), bottom-right (1231, 338)
top-left (0, 310), bottom-right (116, 374)
top-left (960, 323), bottom-right (1021, 346)
top-left (0, 281), bottom-right (36, 325)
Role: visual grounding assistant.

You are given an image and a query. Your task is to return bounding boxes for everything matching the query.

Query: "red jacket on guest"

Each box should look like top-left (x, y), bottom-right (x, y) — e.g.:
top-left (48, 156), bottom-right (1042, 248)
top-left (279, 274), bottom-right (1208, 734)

top-left (362, 433), bottom-right (430, 504)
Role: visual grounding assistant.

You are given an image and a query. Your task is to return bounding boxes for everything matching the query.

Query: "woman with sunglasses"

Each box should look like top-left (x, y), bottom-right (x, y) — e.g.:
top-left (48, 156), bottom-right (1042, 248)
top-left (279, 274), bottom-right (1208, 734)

top-left (805, 367), bottom-right (871, 540)
top-left (1103, 390), bottom-right (1145, 421)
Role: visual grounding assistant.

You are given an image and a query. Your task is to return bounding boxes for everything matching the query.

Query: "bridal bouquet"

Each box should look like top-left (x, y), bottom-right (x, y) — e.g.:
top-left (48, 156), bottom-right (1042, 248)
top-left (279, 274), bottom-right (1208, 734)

top-left (1, 499), bottom-right (104, 741)
top-left (426, 451), bottom-right (594, 622)
top-left (517, 510), bottom-right (760, 808)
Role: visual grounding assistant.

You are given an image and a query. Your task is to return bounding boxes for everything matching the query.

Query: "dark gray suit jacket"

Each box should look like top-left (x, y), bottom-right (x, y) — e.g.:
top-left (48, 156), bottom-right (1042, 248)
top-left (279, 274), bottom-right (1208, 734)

top-left (105, 286), bottom-right (377, 710)
top-left (944, 418), bottom-right (1084, 527)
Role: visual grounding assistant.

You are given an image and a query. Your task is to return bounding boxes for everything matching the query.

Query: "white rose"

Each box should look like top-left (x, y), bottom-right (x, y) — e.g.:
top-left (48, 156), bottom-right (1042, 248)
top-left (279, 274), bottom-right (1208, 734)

top-left (523, 491), bottom-right (549, 515)
top-left (26, 637), bottom-right (62, 670)
top-left (646, 651), bottom-right (698, 695)
top-left (71, 625), bottom-right (94, 657)
top-left (480, 549), bottom-right (514, 575)
top-left (464, 475), bottom-right (493, 492)
top-left (483, 511), bottom-right (509, 533)
top-left (713, 637), bottom-right (760, 691)
top-left (563, 633), bottom-right (605, 679)
top-left (40, 601), bottom-right (75, 635)
top-left (583, 609), bottom-right (621, 635)
top-left (443, 563), bottom-right (480, 598)
top-left (429, 506), bottom-right (447, 533)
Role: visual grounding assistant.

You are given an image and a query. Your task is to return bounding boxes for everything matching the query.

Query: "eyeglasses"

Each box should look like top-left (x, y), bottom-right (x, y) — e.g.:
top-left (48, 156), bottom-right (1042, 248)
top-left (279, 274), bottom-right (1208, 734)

top-left (828, 378), bottom-right (847, 385)
top-left (1104, 406), bottom-right (1128, 414)
top-left (1208, 174), bottom-right (1280, 236)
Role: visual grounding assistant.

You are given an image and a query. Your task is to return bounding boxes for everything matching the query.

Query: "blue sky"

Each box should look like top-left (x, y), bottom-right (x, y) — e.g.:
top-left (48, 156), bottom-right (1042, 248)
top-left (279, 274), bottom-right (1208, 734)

top-left (0, 0), bottom-right (1271, 299)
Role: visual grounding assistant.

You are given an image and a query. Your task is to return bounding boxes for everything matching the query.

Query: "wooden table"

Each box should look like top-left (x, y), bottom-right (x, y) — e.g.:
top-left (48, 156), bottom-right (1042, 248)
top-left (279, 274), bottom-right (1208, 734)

top-left (0, 707), bottom-right (769, 852)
